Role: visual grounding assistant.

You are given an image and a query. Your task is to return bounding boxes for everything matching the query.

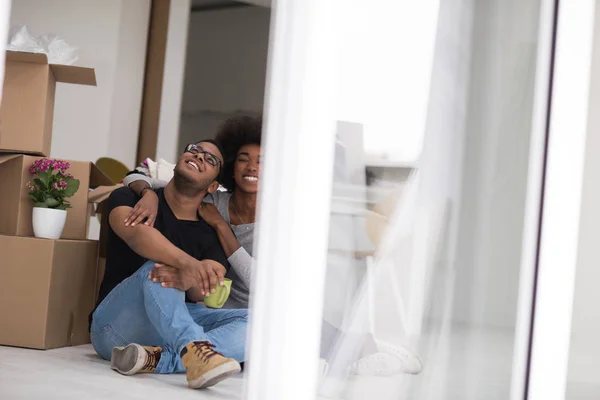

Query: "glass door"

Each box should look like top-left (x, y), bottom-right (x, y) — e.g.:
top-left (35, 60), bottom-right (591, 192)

top-left (244, 0), bottom-right (594, 399)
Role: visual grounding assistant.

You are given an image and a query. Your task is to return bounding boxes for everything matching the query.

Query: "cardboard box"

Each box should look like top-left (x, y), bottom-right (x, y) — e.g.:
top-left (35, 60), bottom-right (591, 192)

top-left (0, 235), bottom-right (98, 349)
top-left (88, 184), bottom-right (122, 299)
top-left (0, 51), bottom-right (96, 156)
top-left (88, 184), bottom-right (122, 258)
top-left (0, 154), bottom-right (112, 239)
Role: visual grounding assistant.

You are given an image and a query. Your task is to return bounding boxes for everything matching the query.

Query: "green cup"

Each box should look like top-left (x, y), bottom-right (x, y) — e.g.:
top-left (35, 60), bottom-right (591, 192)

top-left (203, 278), bottom-right (232, 308)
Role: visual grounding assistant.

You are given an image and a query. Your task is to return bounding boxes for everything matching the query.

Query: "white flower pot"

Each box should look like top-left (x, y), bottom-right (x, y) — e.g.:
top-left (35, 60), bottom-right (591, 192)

top-left (32, 207), bottom-right (67, 240)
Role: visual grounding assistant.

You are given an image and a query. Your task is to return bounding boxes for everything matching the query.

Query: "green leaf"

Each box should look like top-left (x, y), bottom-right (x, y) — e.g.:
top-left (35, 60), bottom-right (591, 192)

top-left (30, 192), bottom-right (44, 203)
top-left (33, 178), bottom-right (46, 191)
top-left (45, 197), bottom-right (60, 207)
top-left (37, 171), bottom-right (50, 187)
top-left (34, 202), bottom-right (48, 208)
top-left (63, 178), bottom-right (80, 198)
top-left (56, 204), bottom-right (70, 210)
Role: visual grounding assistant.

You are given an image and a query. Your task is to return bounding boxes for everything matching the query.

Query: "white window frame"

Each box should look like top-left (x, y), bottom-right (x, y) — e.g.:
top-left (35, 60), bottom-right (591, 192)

top-left (244, 0), bottom-right (337, 399)
top-left (510, 0), bottom-right (557, 397)
top-left (527, 0), bottom-right (596, 399)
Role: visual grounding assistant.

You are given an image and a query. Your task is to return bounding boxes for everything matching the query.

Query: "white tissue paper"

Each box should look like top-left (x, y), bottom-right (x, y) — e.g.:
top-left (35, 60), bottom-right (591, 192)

top-left (6, 25), bottom-right (78, 65)
top-left (146, 158), bottom-right (176, 182)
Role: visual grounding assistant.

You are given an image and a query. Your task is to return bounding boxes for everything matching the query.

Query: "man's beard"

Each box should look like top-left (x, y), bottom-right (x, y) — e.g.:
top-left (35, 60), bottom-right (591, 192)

top-left (173, 168), bottom-right (208, 197)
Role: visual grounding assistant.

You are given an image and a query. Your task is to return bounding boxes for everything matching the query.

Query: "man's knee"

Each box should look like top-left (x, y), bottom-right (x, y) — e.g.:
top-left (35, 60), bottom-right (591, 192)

top-left (136, 260), bottom-right (165, 287)
top-left (137, 260), bottom-right (157, 275)
top-left (138, 260), bottom-right (186, 301)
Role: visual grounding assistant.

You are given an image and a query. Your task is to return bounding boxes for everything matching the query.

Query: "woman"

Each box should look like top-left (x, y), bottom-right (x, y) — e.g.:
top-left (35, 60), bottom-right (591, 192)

top-left (123, 116), bottom-right (421, 377)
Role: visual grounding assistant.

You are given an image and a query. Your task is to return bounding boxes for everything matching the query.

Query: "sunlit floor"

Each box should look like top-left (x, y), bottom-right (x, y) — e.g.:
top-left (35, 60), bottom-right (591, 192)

top-left (323, 323), bottom-right (516, 400)
top-left (568, 382), bottom-right (600, 400)
top-left (0, 343), bottom-right (402, 400)
top-left (0, 344), bottom-right (245, 400)
top-left (0, 323), bottom-right (519, 400)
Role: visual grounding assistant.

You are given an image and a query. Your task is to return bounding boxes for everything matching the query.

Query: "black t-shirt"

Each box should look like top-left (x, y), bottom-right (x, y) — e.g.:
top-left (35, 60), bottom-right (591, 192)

top-left (95, 187), bottom-right (229, 311)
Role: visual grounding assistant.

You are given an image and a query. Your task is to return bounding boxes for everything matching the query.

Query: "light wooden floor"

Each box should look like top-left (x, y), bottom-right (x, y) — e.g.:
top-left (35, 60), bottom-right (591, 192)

top-left (0, 344), bottom-right (245, 400)
top-left (2, 324), bottom-right (580, 400)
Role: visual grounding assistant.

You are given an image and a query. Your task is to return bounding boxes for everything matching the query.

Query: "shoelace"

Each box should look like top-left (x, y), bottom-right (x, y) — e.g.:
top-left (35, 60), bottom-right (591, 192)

top-left (192, 341), bottom-right (223, 363)
top-left (141, 347), bottom-right (162, 372)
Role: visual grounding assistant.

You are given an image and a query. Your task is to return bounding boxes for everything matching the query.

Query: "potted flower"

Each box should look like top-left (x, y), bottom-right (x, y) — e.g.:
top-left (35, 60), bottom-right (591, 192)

top-left (27, 158), bottom-right (80, 239)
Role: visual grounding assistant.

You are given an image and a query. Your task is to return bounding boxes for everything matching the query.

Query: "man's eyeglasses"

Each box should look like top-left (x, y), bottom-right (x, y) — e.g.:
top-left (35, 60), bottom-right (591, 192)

top-left (184, 144), bottom-right (222, 170)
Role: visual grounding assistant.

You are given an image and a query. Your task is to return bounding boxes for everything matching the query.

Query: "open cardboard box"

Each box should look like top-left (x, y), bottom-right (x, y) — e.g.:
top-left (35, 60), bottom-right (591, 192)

top-left (0, 51), bottom-right (96, 156)
top-left (0, 154), bottom-right (112, 239)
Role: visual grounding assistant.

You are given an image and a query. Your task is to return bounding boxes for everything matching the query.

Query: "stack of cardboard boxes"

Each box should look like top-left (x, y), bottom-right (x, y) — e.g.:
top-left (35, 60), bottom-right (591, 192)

top-left (0, 51), bottom-right (114, 350)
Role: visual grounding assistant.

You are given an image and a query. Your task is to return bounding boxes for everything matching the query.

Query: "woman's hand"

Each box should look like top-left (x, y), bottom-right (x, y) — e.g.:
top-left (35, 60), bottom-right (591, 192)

top-left (198, 202), bottom-right (226, 228)
top-left (125, 190), bottom-right (159, 227)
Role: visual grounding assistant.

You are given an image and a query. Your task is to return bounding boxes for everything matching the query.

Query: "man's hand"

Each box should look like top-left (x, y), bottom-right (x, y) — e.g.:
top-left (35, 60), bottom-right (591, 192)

top-left (148, 259), bottom-right (226, 295)
top-left (197, 203), bottom-right (226, 228)
top-left (125, 190), bottom-right (159, 227)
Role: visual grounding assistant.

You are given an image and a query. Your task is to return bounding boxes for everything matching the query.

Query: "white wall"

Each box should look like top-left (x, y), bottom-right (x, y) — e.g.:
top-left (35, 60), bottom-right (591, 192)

top-left (10, 0), bottom-right (150, 240)
top-left (177, 6), bottom-right (269, 150)
top-left (10, 0), bottom-right (149, 169)
top-left (567, 0), bottom-right (600, 389)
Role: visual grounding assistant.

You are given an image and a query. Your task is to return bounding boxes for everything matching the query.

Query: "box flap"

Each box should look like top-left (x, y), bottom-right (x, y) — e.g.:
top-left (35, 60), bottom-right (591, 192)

top-left (6, 51), bottom-right (96, 85)
top-left (89, 164), bottom-right (113, 188)
top-left (0, 153), bottom-right (23, 165)
top-left (88, 184), bottom-right (122, 204)
top-left (49, 64), bottom-right (96, 86)
top-left (6, 50), bottom-right (48, 64)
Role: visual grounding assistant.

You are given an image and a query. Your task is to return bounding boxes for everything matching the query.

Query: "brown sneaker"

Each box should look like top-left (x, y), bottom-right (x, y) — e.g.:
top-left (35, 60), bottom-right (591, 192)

top-left (111, 344), bottom-right (162, 375)
top-left (181, 341), bottom-right (241, 389)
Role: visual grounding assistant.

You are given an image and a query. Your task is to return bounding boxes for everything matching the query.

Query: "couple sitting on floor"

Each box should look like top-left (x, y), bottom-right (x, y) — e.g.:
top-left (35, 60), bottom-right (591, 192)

top-left (90, 116), bottom-right (421, 391)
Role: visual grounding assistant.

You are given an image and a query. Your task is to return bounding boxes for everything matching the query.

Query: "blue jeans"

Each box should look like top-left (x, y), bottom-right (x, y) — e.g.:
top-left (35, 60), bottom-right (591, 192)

top-left (91, 260), bottom-right (248, 374)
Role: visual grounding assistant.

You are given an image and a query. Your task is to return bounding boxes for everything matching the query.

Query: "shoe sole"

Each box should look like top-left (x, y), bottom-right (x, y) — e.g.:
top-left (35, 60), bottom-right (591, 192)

top-left (111, 344), bottom-right (146, 376)
top-left (188, 361), bottom-right (241, 389)
top-left (376, 343), bottom-right (423, 375)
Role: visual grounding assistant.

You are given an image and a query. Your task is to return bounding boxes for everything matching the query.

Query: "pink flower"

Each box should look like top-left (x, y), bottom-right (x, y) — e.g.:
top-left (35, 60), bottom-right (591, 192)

top-left (52, 182), bottom-right (66, 191)
top-left (29, 158), bottom-right (71, 175)
top-left (26, 181), bottom-right (35, 191)
top-left (29, 159), bottom-right (43, 175)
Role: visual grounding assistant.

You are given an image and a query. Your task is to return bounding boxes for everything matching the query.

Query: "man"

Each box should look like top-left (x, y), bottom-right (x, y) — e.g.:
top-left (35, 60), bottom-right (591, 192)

top-left (90, 139), bottom-right (247, 390)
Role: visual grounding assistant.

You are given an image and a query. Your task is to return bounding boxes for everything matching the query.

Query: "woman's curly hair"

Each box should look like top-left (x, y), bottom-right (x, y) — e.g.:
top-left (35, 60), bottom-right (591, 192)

top-left (214, 116), bottom-right (262, 192)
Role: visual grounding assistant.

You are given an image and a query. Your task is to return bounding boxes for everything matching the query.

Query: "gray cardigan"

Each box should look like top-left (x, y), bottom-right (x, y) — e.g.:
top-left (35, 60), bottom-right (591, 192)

top-left (122, 174), bottom-right (254, 308)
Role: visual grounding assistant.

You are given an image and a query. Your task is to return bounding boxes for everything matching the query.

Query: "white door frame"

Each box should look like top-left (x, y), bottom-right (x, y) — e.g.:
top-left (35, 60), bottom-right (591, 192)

top-left (526, 0), bottom-right (596, 399)
top-left (0, 0), bottom-right (10, 103)
top-left (244, 0), bottom-right (337, 399)
top-left (510, 0), bottom-right (557, 397)
top-left (155, 0), bottom-right (191, 163)
top-left (243, 0), bottom-right (596, 398)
